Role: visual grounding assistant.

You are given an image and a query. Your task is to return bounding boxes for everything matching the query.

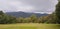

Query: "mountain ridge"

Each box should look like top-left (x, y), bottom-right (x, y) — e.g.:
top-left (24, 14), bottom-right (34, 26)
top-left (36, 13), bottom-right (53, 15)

top-left (6, 11), bottom-right (49, 18)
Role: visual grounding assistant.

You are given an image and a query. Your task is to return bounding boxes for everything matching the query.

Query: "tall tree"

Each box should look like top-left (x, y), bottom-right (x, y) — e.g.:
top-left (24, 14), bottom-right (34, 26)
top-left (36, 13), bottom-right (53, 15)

top-left (55, 1), bottom-right (60, 24)
top-left (0, 11), bottom-right (4, 15)
top-left (0, 11), bottom-right (17, 24)
top-left (30, 14), bottom-right (37, 23)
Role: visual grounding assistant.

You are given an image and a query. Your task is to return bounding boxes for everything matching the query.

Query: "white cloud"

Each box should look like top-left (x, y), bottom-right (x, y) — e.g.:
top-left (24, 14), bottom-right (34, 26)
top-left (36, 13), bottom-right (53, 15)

top-left (34, 12), bottom-right (52, 14)
top-left (7, 0), bottom-right (35, 12)
top-left (8, 1), bottom-right (22, 6)
top-left (17, 6), bottom-right (35, 12)
top-left (0, 0), bottom-right (58, 14)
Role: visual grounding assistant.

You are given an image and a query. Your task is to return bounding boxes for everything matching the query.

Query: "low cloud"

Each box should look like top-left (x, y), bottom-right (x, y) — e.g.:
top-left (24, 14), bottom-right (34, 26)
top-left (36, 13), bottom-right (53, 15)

top-left (0, 0), bottom-right (58, 14)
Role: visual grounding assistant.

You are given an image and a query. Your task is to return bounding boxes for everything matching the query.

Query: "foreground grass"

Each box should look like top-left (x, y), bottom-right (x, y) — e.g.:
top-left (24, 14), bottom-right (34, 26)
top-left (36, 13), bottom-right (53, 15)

top-left (0, 23), bottom-right (60, 29)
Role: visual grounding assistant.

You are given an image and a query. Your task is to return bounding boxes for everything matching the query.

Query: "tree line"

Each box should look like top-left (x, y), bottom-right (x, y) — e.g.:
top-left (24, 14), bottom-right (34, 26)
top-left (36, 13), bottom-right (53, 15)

top-left (0, 11), bottom-right (59, 24)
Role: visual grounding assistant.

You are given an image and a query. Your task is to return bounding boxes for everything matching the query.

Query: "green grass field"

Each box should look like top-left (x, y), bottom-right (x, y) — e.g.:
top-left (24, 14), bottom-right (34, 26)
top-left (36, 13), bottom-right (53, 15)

top-left (0, 23), bottom-right (60, 29)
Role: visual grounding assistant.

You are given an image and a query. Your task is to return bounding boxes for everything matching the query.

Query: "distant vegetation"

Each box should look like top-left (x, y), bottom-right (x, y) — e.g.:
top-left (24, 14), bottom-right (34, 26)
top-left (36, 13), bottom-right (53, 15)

top-left (6, 11), bottom-right (48, 18)
top-left (0, 11), bottom-right (59, 24)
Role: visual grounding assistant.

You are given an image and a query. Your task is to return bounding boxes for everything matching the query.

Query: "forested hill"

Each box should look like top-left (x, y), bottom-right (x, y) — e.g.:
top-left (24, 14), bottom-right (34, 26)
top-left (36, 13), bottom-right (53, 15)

top-left (6, 11), bottom-right (49, 18)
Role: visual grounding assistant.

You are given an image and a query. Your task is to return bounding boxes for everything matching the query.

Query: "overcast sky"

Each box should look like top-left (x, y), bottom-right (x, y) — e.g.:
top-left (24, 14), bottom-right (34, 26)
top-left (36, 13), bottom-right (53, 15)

top-left (0, 0), bottom-right (58, 14)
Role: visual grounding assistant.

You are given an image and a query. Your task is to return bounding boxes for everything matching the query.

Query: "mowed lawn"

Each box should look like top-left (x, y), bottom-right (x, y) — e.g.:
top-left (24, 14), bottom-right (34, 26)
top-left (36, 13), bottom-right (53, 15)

top-left (0, 23), bottom-right (60, 29)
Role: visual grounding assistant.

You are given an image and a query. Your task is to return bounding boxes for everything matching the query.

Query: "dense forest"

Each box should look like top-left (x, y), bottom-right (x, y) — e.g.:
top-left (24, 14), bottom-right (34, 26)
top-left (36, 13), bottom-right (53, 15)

top-left (0, 0), bottom-right (60, 24)
top-left (0, 11), bottom-right (59, 24)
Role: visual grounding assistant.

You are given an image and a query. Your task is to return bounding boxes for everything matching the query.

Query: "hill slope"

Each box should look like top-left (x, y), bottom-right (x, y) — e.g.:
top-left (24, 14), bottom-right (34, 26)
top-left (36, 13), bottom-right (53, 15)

top-left (6, 11), bottom-right (49, 18)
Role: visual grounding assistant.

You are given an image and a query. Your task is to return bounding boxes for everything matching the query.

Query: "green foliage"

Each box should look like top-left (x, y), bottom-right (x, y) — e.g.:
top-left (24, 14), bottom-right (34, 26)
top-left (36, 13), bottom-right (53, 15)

top-left (7, 16), bottom-right (17, 24)
top-left (55, 1), bottom-right (60, 24)
top-left (0, 11), bottom-right (16, 24)
top-left (37, 12), bottom-right (59, 24)
top-left (45, 13), bottom-right (57, 24)
top-left (16, 14), bottom-right (38, 23)
top-left (30, 14), bottom-right (37, 23)
top-left (38, 16), bottom-right (49, 23)
top-left (24, 18), bottom-right (31, 23)
top-left (16, 17), bottom-right (24, 23)
top-left (0, 11), bottom-right (4, 15)
top-left (0, 10), bottom-right (60, 24)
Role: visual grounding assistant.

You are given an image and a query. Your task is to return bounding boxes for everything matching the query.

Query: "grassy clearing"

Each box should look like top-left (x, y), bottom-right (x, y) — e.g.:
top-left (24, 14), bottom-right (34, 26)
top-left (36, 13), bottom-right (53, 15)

top-left (0, 23), bottom-right (60, 29)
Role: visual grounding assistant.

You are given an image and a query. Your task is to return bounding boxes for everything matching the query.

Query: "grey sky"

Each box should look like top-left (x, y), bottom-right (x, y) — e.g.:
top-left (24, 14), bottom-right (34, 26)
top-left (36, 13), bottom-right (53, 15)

top-left (0, 0), bottom-right (58, 14)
